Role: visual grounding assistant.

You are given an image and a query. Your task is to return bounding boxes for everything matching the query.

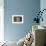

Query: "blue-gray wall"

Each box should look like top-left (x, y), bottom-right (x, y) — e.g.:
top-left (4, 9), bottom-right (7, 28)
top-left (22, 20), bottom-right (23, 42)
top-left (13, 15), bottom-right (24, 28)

top-left (40, 0), bottom-right (46, 27)
top-left (4, 0), bottom-right (40, 42)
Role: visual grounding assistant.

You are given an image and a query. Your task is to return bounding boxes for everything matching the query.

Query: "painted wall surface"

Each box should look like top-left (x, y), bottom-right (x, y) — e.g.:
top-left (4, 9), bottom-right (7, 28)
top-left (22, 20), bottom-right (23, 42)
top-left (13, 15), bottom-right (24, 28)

top-left (4, 0), bottom-right (40, 42)
top-left (40, 0), bottom-right (46, 27)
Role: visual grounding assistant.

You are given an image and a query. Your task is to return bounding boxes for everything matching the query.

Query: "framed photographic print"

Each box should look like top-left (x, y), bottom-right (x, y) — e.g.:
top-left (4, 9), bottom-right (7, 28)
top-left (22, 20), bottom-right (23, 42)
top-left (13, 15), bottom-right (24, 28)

top-left (12, 15), bottom-right (24, 24)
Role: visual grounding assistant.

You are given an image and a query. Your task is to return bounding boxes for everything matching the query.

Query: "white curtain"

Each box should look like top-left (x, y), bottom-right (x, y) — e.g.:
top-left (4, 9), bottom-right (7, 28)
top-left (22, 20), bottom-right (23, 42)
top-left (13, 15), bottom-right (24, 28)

top-left (0, 0), bottom-right (4, 42)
